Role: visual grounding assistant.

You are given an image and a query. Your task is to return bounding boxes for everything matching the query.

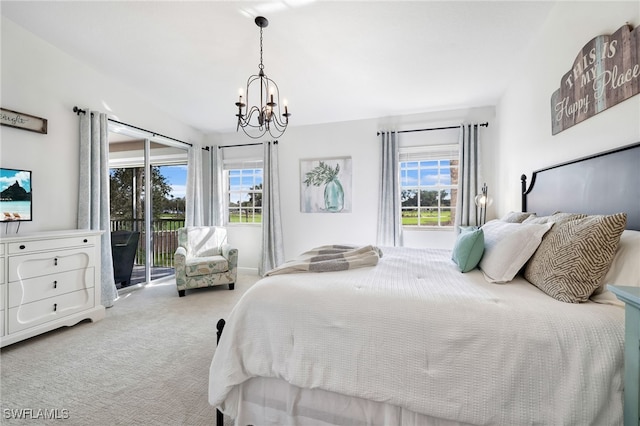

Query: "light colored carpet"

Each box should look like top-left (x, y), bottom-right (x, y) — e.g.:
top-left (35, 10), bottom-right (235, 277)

top-left (0, 273), bottom-right (259, 425)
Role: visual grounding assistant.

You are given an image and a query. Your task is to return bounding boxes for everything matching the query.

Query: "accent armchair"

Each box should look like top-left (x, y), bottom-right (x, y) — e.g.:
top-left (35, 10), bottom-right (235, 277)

top-left (174, 226), bottom-right (238, 297)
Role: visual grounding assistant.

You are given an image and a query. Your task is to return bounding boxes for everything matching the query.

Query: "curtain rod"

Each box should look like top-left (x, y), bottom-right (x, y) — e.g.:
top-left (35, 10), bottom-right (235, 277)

top-left (376, 122), bottom-right (488, 136)
top-left (217, 141), bottom-right (278, 149)
top-left (72, 106), bottom-right (203, 149)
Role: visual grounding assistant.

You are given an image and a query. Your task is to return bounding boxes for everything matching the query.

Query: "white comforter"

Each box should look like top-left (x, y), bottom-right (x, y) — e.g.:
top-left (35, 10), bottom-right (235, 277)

top-left (209, 247), bottom-right (624, 425)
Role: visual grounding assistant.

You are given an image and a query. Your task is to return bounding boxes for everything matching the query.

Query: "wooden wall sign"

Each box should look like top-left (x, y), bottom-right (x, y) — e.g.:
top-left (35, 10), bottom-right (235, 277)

top-left (551, 23), bottom-right (640, 135)
top-left (0, 107), bottom-right (48, 134)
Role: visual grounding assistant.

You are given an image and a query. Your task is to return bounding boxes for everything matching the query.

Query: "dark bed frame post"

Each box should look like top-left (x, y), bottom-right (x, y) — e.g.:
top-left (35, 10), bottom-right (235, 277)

top-left (521, 174), bottom-right (528, 212)
top-left (216, 319), bottom-right (226, 426)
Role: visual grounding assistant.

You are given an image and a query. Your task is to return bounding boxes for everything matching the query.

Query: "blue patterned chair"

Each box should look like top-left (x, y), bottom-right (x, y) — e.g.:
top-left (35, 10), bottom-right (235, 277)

top-left (174, 226), bottom-right (238, 297)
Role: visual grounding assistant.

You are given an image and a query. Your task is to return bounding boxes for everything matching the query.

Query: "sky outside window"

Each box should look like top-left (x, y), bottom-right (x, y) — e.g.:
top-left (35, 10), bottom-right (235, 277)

top-left (229, 169), bottom-right (262, 204)
top-left (157, 165), bottom-right (187, 198)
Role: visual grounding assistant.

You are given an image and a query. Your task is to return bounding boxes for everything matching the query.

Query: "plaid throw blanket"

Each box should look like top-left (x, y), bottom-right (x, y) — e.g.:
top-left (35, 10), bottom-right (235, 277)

top-left (265, 245), bottom-right (383, 276)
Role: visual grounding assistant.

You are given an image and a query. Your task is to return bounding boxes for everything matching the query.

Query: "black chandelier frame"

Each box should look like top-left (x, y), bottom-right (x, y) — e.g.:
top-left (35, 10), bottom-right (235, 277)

top-left (235, 16), bottom-right (291, 139)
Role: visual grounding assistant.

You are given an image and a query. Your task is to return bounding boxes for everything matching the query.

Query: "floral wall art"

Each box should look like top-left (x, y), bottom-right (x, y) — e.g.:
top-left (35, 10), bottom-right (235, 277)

top-left (300, 157), bottom-right (352, 213)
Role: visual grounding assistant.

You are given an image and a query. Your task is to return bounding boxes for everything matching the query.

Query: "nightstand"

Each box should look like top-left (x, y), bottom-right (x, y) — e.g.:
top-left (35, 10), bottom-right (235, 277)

top-left (609, 285), bottom-right (640, 426)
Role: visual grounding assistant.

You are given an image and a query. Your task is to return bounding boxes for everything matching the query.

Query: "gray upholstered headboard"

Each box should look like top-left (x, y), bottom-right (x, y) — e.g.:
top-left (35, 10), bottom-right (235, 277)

top-left (521, 142), bottom-right (640, 230)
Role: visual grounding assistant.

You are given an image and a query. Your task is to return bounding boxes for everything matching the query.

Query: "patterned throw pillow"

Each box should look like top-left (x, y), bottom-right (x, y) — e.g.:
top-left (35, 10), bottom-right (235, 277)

top-left (524, 213), bottom-right (627, 303)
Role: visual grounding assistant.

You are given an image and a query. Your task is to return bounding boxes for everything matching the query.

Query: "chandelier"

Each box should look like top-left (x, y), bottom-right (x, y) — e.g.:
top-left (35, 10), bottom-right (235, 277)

top-left (235, 16), bottom-right (291, 139)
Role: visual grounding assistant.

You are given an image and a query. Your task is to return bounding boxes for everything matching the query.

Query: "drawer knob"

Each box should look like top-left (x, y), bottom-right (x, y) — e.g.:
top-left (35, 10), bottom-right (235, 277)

top-left (53, 280), bottom-right (57, 289)
top-left (83, 239), bottom-right (88, 243)
top-left (53, 303), bottom-right (57, 312)
top-left (19, 245), bottom-right (25, 250)
top-left (54, 257), bottom-right (58, 266)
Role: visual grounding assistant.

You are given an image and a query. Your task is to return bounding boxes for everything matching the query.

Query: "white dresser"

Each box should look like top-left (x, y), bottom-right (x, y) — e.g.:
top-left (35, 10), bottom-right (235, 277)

top-left (0, 230), bottom-right (105, 347)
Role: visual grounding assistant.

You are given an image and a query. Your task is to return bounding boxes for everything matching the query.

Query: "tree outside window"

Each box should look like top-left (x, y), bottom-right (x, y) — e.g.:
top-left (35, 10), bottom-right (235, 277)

top-left (400, 159), bottom-right (458, 227)
top-left (227, 168), bottom-right (263, 224)
top-left (109, 166), bottom-right (175, 222)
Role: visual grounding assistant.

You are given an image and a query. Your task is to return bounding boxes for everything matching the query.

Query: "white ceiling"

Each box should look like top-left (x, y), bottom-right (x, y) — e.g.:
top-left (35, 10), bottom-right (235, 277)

top-left (1, 1), bottom-right (556, 135)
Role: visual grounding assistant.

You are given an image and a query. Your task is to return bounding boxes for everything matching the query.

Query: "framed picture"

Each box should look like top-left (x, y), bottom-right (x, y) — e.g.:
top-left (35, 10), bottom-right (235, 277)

top-left (0, 108), bottom-right (48, 134)
top-left (300, 157), bottom-right (352, 213)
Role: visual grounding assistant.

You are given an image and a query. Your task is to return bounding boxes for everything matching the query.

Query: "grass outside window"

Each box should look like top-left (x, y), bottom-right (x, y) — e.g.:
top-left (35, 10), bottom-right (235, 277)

top-left (400, 158), bottom-right (457, 228)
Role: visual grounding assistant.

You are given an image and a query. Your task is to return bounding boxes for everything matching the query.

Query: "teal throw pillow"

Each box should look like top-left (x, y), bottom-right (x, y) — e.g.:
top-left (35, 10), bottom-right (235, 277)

top-left (452, 227), bottom-right (485, 272)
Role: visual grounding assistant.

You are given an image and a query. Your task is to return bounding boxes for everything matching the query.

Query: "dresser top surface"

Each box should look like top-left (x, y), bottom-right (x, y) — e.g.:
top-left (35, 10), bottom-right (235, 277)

top-left (0, 229), bottom-right (103, 243)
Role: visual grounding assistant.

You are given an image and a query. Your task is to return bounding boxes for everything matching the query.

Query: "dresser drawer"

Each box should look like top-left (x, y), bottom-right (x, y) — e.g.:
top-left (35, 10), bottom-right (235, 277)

top-left (0, 283), bottom-right (5, 336)
top-left (9, 247), bottom-right (95, 282)
top-left (8, 267), bottom-right (95, 308)
top-left (7, 235), bottom-right (97, 255)
top-left (0, 258), bottom-right (4, 284)
top-left (8, 288), bottom-right (95, 334)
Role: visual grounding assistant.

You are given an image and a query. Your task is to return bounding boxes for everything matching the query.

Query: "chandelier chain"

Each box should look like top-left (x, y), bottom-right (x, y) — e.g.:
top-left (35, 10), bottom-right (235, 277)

top-left (259, 27), bottom-right (264, 71)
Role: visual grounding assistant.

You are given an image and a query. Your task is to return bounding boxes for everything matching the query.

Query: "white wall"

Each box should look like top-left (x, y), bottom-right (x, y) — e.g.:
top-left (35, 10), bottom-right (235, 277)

top-left (495, 2), bottom-right (640, 215)
top-left (0, 17), bottom-right (203, 236)
top-left (6, 1), bottom-right (637, 272)
top-left (208, 107), bottom-right (495, 270)
top-left (212, 1), bottom-right (640, 271)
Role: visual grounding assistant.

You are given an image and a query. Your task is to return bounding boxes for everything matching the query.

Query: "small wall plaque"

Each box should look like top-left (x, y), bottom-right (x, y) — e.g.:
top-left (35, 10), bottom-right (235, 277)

top-left (0, 108), bottom-right (48, 134)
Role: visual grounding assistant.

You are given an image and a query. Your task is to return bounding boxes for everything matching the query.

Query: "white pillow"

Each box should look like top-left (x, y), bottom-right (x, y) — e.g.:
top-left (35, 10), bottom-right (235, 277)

top-left (602, 229), bottom-right (640, 287)
top-left (591, 230), bottom-right (640, 306)
top-left (500, 211), bottom-right (535, 223)
top-left (479, 220), bottom-right (552, 283)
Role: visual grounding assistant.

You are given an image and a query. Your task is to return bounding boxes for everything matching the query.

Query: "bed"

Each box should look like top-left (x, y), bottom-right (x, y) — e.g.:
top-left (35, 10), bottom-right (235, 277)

top-left (209, 142), bottom-right (640, 425)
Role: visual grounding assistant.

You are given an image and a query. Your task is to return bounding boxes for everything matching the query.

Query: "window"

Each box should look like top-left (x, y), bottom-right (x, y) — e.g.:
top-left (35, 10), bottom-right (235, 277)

top-left (400, 145), bottom-right (458, 228)
top-left (226, 167), bottom-right (263, 224)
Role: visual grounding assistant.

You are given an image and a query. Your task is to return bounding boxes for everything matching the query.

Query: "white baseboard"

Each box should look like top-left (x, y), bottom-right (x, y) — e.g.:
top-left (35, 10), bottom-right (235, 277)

top-left (238, 266), bottom-right (259, 275)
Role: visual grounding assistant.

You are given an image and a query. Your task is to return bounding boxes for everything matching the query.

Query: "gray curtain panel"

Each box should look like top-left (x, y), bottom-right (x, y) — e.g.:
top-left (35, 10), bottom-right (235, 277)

top-left (455, 124), bottom-right (482, 231)
top-left (377, 130), bottom-right (402, 246)
top-left (78, 111), bottom-right (117, 308)
top-left (186, 145), bottom-right (204, 226)
top-left (207, 145), bottom-right (224, 226)
top-left (259, 141), bottom-right (284, 276)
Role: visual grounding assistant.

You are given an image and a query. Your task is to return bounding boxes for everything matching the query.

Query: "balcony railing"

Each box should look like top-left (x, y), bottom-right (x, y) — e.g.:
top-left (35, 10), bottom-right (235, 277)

top-left (110, 218), bottom-right (184, 268)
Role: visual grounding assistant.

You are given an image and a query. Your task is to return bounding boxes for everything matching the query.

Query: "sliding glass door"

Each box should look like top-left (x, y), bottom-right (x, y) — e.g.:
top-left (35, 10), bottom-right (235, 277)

top-left (108, 129), bottom-right (188, 289)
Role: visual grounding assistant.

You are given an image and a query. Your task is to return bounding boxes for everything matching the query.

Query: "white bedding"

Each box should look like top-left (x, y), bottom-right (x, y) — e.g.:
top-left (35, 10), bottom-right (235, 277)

top-left (234, 376), bottom-right (472, 426)
top-left (209, 247), bottom-right (624, 425)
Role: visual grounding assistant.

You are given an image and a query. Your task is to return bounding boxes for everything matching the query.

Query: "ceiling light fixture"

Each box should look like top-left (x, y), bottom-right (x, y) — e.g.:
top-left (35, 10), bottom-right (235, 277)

top-left (235, 16), bottom-right (291, 139)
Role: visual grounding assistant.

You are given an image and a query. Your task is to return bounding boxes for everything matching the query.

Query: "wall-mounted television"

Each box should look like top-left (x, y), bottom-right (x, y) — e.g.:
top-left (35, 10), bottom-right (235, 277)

top-left (0, 168), bottom-right (32, 222)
